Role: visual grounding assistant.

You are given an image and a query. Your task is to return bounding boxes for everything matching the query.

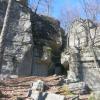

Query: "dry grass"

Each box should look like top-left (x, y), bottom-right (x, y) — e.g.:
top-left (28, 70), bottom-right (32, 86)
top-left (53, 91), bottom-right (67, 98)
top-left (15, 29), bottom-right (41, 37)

top-left (57, 85), bottom-right (74, 96)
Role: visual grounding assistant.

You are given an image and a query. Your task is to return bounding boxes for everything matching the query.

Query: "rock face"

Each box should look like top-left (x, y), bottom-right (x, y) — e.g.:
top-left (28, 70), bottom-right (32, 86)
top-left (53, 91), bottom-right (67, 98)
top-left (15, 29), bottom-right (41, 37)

top-left (0, 1), bottom-right (64, 76)
top-left (61, 18), bottom-right (100, 90)
top-left (30, 14), bottom-right (64, 76)
top-left (0, 1), bottom-right (33, 76)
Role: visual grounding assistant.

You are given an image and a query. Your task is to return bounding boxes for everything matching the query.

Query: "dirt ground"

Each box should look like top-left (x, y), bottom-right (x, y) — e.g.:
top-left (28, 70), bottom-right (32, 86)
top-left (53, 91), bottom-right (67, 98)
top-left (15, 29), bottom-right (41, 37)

top-left (0, 75), bottom-right (90, 100)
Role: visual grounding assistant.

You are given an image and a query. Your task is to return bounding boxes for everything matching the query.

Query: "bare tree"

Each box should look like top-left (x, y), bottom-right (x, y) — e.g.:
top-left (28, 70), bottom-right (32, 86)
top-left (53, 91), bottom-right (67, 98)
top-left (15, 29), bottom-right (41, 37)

top-left (0, 0), bottom-right (14, 73)
top-left (30, 0), bottom-right (54, 16)
top-left (16, 0), bottom-right (28, 6)
top-left (80, 0), bottom-right (100, 22)
top-left (85, 21), bottom-right (99, 68)
top-left (30, 0), bottom-right (42, 14)
top-left (43, 0), bottom-right (53, 16)
top-left (80, 0), bottom-right (100, 68)
top-left (60, 7), bottom-right (80, 32)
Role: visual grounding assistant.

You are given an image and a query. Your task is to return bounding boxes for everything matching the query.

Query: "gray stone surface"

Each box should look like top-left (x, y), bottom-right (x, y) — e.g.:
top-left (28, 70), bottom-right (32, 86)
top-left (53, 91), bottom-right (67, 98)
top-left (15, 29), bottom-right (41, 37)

top-left (30, 91), bottom-right (79, 100)
top-left (31, 91), bottom-right (66, 100)
top-left (31, 91), bottom-right (40, 100)
top-left (68, 82), bottom-right (88, 95)
top-left (31, 80), bottom-right (44, 92)
top-left (67, 71), bottom-right (79, 82)
top-left (83, 67), bottom-right (100, 91)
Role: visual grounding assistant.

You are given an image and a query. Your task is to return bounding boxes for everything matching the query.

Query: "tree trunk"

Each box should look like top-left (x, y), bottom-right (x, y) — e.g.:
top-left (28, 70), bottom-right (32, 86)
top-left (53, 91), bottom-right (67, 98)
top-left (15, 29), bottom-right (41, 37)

top-left (81, 0), bottom-right (99, 68)
top-left (0, 0), bottom-right (14, 73)
top-left (87, 21), bottom-right (99, 68)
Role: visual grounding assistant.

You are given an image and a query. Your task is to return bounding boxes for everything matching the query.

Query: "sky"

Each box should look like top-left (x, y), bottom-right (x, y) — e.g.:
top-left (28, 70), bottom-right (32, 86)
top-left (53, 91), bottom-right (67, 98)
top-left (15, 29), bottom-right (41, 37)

top-left (52, 0), bottom-right (80, 19)
top-left (29, 0), bottom-right (100, 23)
top-left (29, 0), bottom-right (81, 19)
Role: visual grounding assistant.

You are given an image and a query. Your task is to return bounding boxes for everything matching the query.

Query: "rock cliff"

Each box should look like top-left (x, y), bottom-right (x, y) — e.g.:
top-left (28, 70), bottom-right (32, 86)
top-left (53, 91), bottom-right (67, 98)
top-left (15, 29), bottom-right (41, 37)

top-left (61, 18), bottom-right (100, 90)
top-left (0, 1), bottom-right (65, 76)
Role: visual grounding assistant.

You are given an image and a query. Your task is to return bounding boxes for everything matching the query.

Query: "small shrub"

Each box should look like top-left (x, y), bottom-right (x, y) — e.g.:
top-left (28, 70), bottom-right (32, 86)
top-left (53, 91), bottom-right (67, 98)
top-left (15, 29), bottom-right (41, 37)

top-left (57, 85), bottom-right (74, 96)
top-left (88, 93), bottom-right (95, 100)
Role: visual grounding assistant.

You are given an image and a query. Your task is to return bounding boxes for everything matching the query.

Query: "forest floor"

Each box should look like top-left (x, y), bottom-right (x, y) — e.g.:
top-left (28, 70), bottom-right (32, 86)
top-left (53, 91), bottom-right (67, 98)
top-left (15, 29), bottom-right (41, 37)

top-left (0, 75), bottom-right (90, 100)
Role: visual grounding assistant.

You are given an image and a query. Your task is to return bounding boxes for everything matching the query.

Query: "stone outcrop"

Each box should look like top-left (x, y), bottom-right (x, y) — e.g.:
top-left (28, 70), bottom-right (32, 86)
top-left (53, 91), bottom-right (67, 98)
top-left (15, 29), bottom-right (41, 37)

top-left (31, 13), bottom-right (64, 76)
top-left (0, 1), bottom-right (33, 76)
top-left (61, 18), bottom-right (100, 90)
top-left (0, 1), bottom-right (64, 76)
